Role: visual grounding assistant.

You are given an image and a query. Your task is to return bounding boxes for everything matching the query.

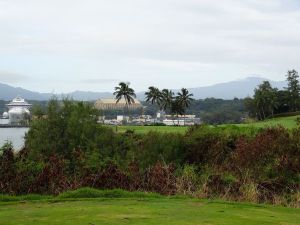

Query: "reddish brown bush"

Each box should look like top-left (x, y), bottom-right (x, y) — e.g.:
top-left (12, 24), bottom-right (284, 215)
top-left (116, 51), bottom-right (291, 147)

top-left (83, 162), bottom-right (129, 190)
top-left (30, 155), bottom-right (69, 195)
top-left (144, 162), bottom-right (177, 195)
top-left (0, 147), bottom-right (16, 194)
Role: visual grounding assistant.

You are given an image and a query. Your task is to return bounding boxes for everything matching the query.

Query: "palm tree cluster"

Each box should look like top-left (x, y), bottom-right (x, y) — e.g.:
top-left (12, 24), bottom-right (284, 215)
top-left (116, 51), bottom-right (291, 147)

top-left (145, 86), bottom-right (194, 118)
top-left (113, 82), bottom-right (194, 122)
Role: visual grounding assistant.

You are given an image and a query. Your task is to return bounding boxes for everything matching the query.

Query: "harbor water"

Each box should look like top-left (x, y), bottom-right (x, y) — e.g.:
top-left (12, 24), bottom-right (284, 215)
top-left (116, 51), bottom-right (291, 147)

top-left (0, 119), bottom-right (29, 150)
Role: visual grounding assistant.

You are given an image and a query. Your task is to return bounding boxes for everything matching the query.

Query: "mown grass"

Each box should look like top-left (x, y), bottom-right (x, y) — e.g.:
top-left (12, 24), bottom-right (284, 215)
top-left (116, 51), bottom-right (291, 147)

top-left (114, 125), bottom-right (189, 134)
top-left (0, 194), bottom-right (52, 202)
top-left (238, 115), bottom-right (298, 129)
top-left (111, 116), bottom-right (299, 134)
top-left (0, 188), bottom-right (163, 202)
top-left (57, 188), bottom-right (162, 199)
top-left (0, 188), bottom-right (299, 225)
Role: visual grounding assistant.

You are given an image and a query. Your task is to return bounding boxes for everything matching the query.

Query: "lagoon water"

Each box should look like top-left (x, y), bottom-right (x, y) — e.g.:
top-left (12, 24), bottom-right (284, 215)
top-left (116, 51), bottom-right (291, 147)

top-left (0, 119), bottom-right (29, 150)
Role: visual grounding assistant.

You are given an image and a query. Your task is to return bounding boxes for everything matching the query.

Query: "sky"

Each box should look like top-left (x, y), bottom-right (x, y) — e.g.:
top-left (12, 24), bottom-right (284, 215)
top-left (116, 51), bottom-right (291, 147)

top-left (0, 0), bottom-right (300, 93)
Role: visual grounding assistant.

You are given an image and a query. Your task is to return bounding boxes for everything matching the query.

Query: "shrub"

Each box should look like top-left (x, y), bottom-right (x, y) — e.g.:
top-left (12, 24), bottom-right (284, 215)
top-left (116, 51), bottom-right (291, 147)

top-left (176, 165), bottom-right (199, 195)
top-left (184, 125), bottom-right (235, 166)
top-left (137, 132), bottom-right (185, 167)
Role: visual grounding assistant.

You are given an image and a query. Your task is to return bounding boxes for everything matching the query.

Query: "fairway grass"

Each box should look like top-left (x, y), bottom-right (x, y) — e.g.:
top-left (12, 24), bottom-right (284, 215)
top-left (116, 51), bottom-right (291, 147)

top-left (114, 125), bottom-right (189, 134)
top-left (111, 116), bottom-right (298, 134)
top-left (236, 116), bottom-right (299, 129)
top-left (0, 198), bottom-right (299, 225)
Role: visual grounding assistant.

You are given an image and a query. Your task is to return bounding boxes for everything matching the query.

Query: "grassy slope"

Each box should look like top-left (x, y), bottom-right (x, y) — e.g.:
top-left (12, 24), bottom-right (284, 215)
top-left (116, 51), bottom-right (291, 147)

top-left (0, 198), bottom-right (299, 225)
top-left (239, 116), bottom-right (298, 129)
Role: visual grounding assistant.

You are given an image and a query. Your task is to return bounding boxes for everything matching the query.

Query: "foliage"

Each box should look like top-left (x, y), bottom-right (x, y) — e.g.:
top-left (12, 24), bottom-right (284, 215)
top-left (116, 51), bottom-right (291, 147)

top-left (145, 86), bottom-right (162, 106)
top-left (2, 99), bottom-right (300, 206)
top-left (286, 69), bottom-right (300, 111)
top-left (145, 87), bottom-right (194, 119)
top-left (25, 98), bottom-right (102, 159)
top-left (113, 82), bottom-right (136, 105)
top-left (143, 97), bottom-right (246, 123)
top-left (246, 69), bottom-right (300, 120)
top-left (253, 81), bottom-right (278, 120)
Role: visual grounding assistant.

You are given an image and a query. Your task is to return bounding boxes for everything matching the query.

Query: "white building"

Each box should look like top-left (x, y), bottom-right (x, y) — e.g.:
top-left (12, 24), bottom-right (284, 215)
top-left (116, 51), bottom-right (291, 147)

top-left (5, 96), bottom-right (32, 125)
top-left (162, 115), bottom-right (201, 126)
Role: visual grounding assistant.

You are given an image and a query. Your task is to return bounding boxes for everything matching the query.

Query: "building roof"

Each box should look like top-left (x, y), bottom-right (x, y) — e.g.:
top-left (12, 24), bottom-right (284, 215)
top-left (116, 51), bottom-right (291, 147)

top-left (6, 96), bottom-right (32, 108)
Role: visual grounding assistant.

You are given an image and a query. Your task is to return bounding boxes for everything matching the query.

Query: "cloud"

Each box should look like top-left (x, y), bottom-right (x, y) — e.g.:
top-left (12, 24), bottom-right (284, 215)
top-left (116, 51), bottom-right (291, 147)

top-left (0, 71), bottom-right (30, 83)
top-left (0, 0), bottom-right (299, 92)
top-left (81, 78), bottom-right (119, 84)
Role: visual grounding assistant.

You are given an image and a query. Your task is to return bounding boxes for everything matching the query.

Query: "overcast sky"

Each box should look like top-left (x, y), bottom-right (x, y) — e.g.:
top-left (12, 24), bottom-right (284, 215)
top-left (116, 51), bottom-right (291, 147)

top-left (0, 0), bottom-right (299, 93)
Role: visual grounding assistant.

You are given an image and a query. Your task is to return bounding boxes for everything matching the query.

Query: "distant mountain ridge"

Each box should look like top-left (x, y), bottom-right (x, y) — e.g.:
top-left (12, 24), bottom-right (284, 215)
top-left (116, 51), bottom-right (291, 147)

top-left (0, 77), bottom-right (287, 101)
top-left (186, 77), bottom-right (286, 99)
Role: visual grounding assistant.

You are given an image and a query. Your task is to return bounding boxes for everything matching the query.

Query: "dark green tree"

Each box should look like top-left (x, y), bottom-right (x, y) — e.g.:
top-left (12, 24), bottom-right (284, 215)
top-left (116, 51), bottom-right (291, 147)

top-left (286, 69), bottom-right (300, 112)
top-left (244, 97), bottom-right (256, 118)
top-left (253, 81), bottom-right (278, 120)
top-left (25, 98), bottom-right (100, 159)
top-left (274, 90), bottom-right (290, 114)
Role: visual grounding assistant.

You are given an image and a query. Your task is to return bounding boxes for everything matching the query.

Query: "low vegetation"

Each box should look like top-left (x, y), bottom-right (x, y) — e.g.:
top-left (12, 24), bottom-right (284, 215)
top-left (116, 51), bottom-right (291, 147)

top-left (0, 99), bottom-right (299, 208)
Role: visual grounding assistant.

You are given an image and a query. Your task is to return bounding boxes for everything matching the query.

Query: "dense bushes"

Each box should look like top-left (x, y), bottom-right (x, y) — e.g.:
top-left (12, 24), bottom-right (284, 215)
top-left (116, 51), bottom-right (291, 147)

top-left (0, 100), bottom-right (299, 207)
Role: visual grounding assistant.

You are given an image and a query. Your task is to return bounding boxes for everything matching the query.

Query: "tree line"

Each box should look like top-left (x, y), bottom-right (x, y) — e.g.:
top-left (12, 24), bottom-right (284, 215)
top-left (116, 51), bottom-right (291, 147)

top-left (245, 70), bottom-right (300, 120)
top-left (113, 82), bottom-right (194, 118)
top-left (113, 82), bottom-right (246, 124)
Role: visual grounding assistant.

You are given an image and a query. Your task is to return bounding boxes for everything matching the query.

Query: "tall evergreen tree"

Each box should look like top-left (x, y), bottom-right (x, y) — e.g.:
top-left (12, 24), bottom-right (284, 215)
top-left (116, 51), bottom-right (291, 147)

top-left (253, 81), bottom-right (278, 120)
top-left (286, 69), bottom-right (300, 111)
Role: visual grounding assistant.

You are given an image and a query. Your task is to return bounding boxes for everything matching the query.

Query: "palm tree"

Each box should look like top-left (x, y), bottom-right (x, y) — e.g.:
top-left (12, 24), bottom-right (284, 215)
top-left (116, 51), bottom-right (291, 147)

top-left (160, 89), bottom-right (174, 112)
top-left (113, 82), bottom-right (136, 120)
top-left (176, 88), bottom-right (194, 125)
top-left (145, 86), bottom-right (162, 105)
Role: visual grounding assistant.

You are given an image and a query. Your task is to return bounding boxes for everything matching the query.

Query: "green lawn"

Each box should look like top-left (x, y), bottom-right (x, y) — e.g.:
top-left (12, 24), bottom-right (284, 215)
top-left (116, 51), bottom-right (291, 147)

top-left (0, 198), bottom-right (299, 225)
top-left (114, 125), bottom-right (189, 134)
top-left (238, 116), bottom-right (298, 129)
top-left (111, 116), bottom-right (299, 134)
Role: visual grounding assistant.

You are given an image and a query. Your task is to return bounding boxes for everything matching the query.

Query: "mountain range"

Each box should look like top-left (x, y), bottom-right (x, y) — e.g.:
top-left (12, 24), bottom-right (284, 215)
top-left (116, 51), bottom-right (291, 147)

top-left (0, 77), bottom-right (286, 101)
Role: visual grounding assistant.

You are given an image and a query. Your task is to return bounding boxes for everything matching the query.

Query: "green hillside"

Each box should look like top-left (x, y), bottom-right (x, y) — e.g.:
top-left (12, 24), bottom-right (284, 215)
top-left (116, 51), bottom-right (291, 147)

top-left (238, 116), bottom-right (298, 129)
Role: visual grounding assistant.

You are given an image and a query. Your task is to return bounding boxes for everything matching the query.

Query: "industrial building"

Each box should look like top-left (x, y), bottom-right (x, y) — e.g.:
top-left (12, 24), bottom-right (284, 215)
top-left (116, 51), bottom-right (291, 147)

top-left (94, 98), bottom-right (143, 111)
